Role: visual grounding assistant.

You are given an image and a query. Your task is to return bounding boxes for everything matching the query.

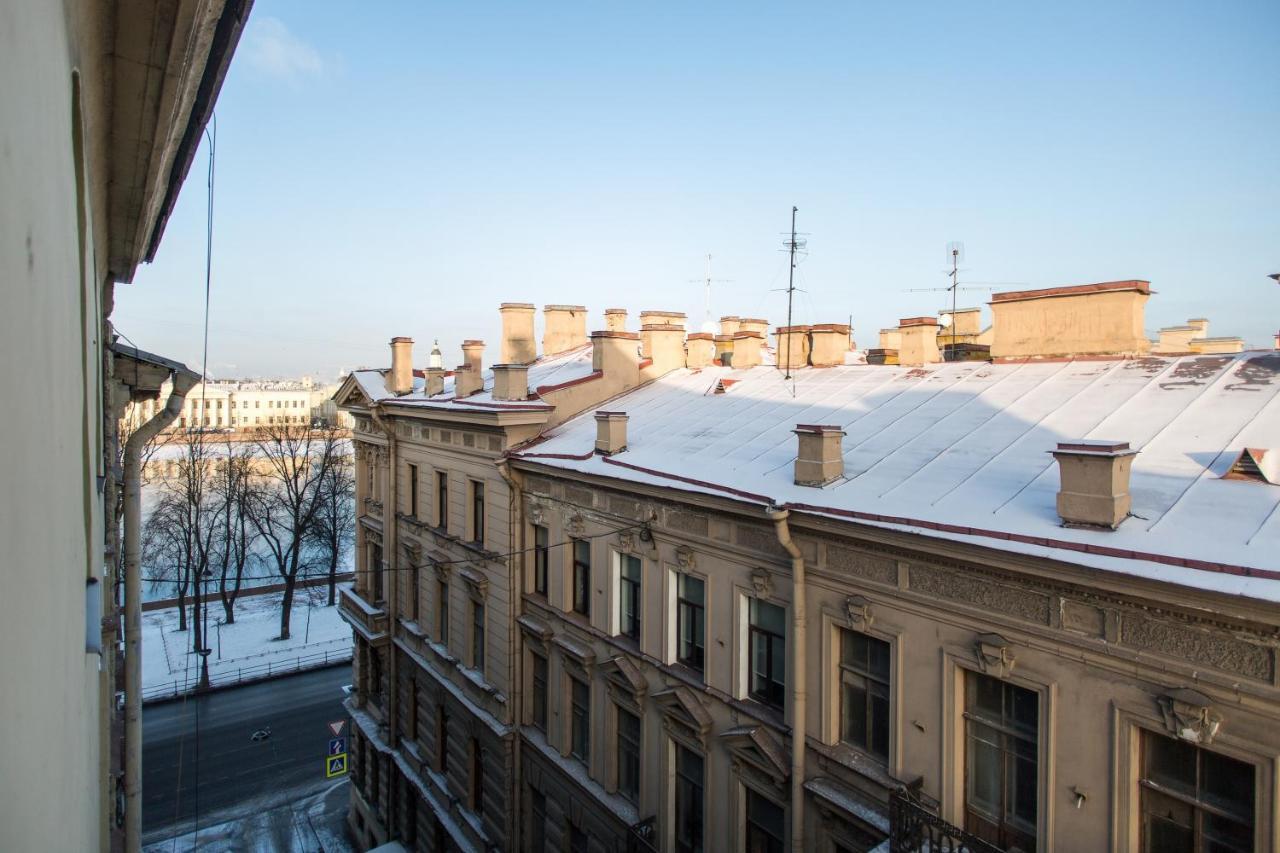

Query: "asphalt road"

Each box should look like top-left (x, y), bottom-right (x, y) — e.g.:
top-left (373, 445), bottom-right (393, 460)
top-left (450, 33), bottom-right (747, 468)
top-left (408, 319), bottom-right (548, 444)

top-left (143, 664), bottom-right (352, 838)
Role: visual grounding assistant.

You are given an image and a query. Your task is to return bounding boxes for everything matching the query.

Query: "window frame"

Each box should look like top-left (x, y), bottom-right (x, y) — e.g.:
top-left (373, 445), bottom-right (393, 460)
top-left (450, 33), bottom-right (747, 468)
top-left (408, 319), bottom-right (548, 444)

top-left (569, 675), bottom-right (591, 765)
top-left (529, 650), bottom-right (548, 732)
top-left (961, 668), bottom-right (1040, 852)
top-left (532, 524), bottom-right (549, 596)
top-left (435, 470), bottom-right (448, 531)
top-left (470, 479), bottom-right (485, 546)
top-left (571, 538), bottom-right (591, 618)
top-left (437, 579), bottom-right (450, 646)
top-left (747, 597), bottom-right (786, 710)
top-left (615, 703), bottom-right (641, 803)
top-left (407, 463), bottom-right (418, 517)
top-left (675, 572), bottom-right (706, 674)
top-left (672, 741), bottom-right (705, 853)
top-left (838, 627), bottom-right (891, 763)
top-left (471, 598), bottom-right (485, 673)
top-left (617, 551), bottom-right (642, 642)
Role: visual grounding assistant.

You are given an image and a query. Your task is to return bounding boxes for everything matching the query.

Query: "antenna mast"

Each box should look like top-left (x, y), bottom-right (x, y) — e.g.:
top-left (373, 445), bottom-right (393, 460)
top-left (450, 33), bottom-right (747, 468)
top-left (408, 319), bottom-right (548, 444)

top-left (690, 253), bottom-right (731, 334)
top-left (783, 206), bottom-right (801, 380)
top-left (944, 241), bottom-right (965, 355)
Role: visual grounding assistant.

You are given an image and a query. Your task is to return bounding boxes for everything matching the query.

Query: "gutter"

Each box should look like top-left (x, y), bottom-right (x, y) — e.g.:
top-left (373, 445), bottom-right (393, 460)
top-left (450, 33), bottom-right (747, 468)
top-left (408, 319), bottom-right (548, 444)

top-left (123, 368), bottom-right (197, 852)
top-left (768, 507), bottom-right (807, 853)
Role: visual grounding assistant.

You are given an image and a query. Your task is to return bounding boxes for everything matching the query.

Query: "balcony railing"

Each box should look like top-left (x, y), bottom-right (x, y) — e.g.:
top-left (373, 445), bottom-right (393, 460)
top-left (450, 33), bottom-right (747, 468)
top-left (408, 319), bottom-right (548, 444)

top-left (338, 585), bottom-right (389, 645)
top-left (889, 789), bottom-right (1003, 853)
top-left (627, 816), bottom-right (658, 853)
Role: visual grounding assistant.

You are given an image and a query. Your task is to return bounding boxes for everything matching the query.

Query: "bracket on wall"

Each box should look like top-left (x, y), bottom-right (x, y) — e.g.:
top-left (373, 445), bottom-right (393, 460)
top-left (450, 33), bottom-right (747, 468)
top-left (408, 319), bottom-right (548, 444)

top-left (1158, 688), bottom-right (1223, 744)
top-left (750, 567), bottom-right (774, 599)
top-left (974, 632), bottom-right (1016, 678)
top-left (675, 545), bottom-right (697, 570)
top-left (844, 595), bottom-right (874, 631)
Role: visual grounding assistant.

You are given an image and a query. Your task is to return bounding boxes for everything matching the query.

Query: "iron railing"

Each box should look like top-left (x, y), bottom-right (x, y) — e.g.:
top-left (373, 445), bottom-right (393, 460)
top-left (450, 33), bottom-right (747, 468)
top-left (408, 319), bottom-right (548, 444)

top-left (627, 816), bottom-right (658, 853)
top-left (889, 789), bottom-right (1003, 853)
top-left (141, 647), bottom-right (351, 702)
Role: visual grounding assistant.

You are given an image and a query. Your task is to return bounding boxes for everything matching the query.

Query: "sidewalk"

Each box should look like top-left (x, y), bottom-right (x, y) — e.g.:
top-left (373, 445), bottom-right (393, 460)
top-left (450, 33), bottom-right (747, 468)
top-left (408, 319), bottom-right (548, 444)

top-left (143, 585), bottom-right (352, 701)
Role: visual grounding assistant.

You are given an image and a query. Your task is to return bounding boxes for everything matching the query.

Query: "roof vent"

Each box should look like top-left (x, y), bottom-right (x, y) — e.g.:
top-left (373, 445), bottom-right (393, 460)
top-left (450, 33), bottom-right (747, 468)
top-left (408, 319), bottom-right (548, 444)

top-left (1049, 440), bottom-right (1139, 529)
top-left (1223, 448), bottom-right (1278, 485)
top-left (793, 424), bottom-right (845, 486)
top-left (595, 411), bottom-right (628, 455)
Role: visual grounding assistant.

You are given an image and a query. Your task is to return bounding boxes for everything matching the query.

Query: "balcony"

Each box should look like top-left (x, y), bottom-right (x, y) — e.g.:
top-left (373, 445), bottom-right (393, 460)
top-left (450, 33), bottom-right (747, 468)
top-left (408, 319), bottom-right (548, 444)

top-left (889, 789), bottom-right (1002, 853)
top-left (338, 586), bottom-right (390, 647)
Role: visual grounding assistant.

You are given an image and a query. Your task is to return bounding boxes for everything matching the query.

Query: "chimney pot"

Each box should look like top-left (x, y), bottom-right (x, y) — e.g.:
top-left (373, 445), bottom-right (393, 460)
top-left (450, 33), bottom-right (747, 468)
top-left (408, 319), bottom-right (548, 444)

top-left (389, 337), bottom-right (414, 395)
top-left (1049, 440), bottom-right (1138, 529)
top-left (492, 364), bottom-right (529, 401)
top-left (499, 303), bottom-right (537, 364)
top-left (595, 410), bottom-right (628, 455)
top-left (793, 424), bottom-right (845, 486)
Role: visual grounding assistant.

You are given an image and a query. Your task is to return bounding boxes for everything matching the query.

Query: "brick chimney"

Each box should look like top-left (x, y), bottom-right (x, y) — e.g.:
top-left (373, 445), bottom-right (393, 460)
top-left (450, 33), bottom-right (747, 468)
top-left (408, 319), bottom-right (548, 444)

top-left (425, 366), bottom-right (445, 396)
top-left (732, 331), bottom-right (764, 368)
top-left (1155, 325), bottom-right (1197, 354)
top-left (389, 337), bottom-right (414, 395)
top-left (898, 317), bottom-right (941, 366)
top-left (492, 364), bottom-right (529, 401)
top-left (499, 303), bottom-right (537, 364)
top-left (714, 334), bottom-right (735, 365)
top-left (719, 316), bottom-right (741, 336)
top-left (595, 410), bottom-right (628, 455)
top-left (604, 308), bottom-right (628, 332)
top-left (739, 318), bottom-right (769, 336)
top-left (591, 330), bottom-right (641, 388)
top-left (1049, 440), bottom-right (1138, 529)
top-left (878, 328), bottom-right (902, 350)
top-left (640, 310), bottom-right (686, 329)
top-left (774, 326), bottom-right (811, 370)
top-left (991, 280), bottom-right (1151, 360)
top-left (810, 323), bottom-right (850, 367)
top-left (641, 324), bottom-right (685, 375)
top-left (456, 340), bottom-right (485, 397)
top-left (686, 333), bottom-right (715, 368)
top-left (543, 305), bottom-right (588, 356)
top-left (794, 424), bottom-right (845, 486)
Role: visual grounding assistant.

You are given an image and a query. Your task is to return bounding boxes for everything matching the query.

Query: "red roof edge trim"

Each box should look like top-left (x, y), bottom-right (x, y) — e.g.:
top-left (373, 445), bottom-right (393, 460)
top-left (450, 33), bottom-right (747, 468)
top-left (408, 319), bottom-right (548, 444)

top-left (535, 370), bottom-right (604, 396)
top-left (600, 457), bottom-right (774, 504)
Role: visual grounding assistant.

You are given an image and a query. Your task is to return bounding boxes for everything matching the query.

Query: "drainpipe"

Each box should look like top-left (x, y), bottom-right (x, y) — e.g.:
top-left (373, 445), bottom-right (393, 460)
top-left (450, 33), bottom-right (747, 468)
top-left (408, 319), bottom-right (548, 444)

top-left (371, 405), bottom-right (399, 836)
top-left (496, 459), bottom-right (523, 849)
top-left (123, 369), bottom-right (197, 852)
top-left (769, 507), bottom-right (806, 852)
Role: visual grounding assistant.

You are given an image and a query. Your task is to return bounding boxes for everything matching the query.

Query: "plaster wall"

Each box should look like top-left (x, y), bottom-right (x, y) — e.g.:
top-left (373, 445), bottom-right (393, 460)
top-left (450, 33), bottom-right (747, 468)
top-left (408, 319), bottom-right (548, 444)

top-left (991, 290), bottom-right (1151, 359)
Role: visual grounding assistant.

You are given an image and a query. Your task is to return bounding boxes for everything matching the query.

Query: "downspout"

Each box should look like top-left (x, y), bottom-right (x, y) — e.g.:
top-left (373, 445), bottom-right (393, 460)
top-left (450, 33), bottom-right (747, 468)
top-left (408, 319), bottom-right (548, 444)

top-left (123, 369), bottom-right (197, 852)
top-left (496, 459), bottom-right (524, 849)
top-left (769, 507), bottom-right (806, 852)
top-left (371, 406), bottom-right (399, 834)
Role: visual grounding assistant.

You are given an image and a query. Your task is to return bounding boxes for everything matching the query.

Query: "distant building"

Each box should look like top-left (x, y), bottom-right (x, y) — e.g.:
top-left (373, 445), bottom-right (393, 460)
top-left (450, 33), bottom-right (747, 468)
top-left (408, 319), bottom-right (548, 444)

top-left (337, 292), bottom-right (1279, 852)
top-left (126, 378), bottom-right (350, 431)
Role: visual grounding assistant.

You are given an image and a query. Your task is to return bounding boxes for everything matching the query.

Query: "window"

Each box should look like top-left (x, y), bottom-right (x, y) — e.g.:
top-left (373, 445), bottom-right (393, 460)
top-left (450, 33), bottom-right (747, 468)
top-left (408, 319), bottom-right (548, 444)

top-left (570, 676), bottom-right (590, 763)
top-left (437, 705), bottom-right (449, 773)
top-left (437, 581), bottom-right (449, 645)
top-left (748, 599), bottom-right (786, 709)
top-left (471, 480), bottom-right (485, 545)
top-left (529, 788), bottom-right (547, 852)
top-left (436, 471), bottom-right (448, 531)
top-left (964, 670), bottom-right (1038, 852)
top-left (530, 652), bottom-right (548, 731)
top-left (616, 706), bottom-right (641, 802)
top-left (407, 683), bottom-right (418, 742)
top-left (677, 574), bottom-right (705, 672)
top-left (372, 544), bottom-right (384, 602)
top-left (470, 738), bottom-right (485, 814)
top-left (618, 553), bottom-right (641, 641)
top-left (744, 788), bottom-right (785, 853)
top-left (533, 524), bottom-right (549, 596)
top-left (572, 539), bottom-right (591, 617)
top-left (674, 744), bottom-right (704, 853)
top-left (407, 463), bottom-right (418, 517)
top-left (840, 629), bottom-right (890, 761)
top-left (471, 600), bottom-right (485, 672)
top-left (1139, 729), bottom-right (1254, 853)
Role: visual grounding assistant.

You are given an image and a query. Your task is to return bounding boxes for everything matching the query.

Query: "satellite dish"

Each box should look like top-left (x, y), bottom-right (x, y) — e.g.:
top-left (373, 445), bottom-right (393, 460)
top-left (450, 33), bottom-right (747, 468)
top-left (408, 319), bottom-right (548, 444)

top-left (939, 314), bottom-right (953, 328)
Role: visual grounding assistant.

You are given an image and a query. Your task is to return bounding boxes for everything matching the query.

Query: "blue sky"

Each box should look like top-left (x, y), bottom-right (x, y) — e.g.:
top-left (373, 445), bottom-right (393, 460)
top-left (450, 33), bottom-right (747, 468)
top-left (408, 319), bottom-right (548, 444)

top-left (114, 1), bottom-right (1280, 379)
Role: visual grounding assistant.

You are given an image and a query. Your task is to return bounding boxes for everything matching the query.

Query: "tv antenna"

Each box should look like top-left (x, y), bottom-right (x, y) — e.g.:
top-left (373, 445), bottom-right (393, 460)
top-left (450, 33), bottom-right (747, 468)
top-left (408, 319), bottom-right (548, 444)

top-left (901, 242), bottom-right (1027, 351)
top-left (689, 254), bottom-right (732, 334)
top-left (780, 206), bottom-right (807, 382)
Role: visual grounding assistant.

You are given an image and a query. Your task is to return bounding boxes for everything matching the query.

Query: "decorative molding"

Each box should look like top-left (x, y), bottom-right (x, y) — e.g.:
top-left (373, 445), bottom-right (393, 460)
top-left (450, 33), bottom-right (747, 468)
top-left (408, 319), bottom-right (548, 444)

top-left (1158, 689), bottom-right (1223, 744)
top-left (751, 567), bottom-right (774, 599)
top-left (617, 530), bottom-right (636, 554)
top-left (565, 512), bottom-right (586, 536)
top-left (973, 632), bottom-right (1016, 678)
top-left (844, 595), bottom-right (874, 631)
top-left (459, 566), bottom-right (488, 599)
top-left (527, 499), bottom-right (546, 526)
top-left (675, 545), bottom-right (697, 570)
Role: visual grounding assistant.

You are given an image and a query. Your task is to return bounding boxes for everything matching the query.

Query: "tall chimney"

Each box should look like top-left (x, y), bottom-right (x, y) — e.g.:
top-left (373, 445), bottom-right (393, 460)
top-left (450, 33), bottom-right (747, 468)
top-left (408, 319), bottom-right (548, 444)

top-left (640, 310), bottom-right (687, 330)
top-left (1050, 440), bottom-right (1138, 529)
top-left (990, 280), bottom-right (1151, 360)
top-left (492, 364), bottom-right (529, 401)
top-left (389, 337), bottom-right (414, 395)
top-left (456, 340), bottom-right (485, 397)
top-left (739, 318), bottom-right (769, 336)
top-left (719, 316), bottom-right (741, 336)
top-left (591, 331), bottom-right (641, 389)
top-left (809, 323), bottom-right (851, 367)
top-left (686, 333), bottom-right (715, 368)
top-left (499, 303), bottom-right (537, 364)
top-left (774, 326), bottom-right (811, 370)
top-left (425, 367), bottom-right (445, 396)
top-left (897, 317), bottom-right (941, 366)
top-left (731, 331), bottom-right (764, 368)
top-left (543, 305), bottom-right (589, 356)
top-left (594, 410), bottom-right (628, 455)
top-left (604, 308), bottom-right (628, 332)
top-left (641, 324), bottom-right (686, 375)
top-left (793, 424), bottom-right (845, 486)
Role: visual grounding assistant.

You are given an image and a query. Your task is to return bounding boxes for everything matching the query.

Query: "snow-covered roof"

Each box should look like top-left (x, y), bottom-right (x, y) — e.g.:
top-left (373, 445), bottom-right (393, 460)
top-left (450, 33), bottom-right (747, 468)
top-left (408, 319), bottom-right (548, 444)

top-left (513, 352), bottom-right (1280, 601)
top-left (349, 344), bottom-right (597, 413)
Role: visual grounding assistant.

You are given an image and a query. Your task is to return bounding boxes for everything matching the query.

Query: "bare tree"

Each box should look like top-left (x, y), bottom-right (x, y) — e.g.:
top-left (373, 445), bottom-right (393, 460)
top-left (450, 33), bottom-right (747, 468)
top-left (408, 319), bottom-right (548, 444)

top-left (246, 424), bottom-right (342, 640)
top-left (307, 440), bottom-right (355, 606)
top-left (210, 435), bottom-right (256, 624)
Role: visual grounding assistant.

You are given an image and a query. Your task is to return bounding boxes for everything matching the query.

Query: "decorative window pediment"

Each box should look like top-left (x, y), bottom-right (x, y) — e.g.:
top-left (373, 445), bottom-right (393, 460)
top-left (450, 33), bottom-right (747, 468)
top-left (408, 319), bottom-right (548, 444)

top-left (653, 685), bottom-right (712, 743)
top-left (553, 633), bottom-right (596, 673)
top-left (517, 614), bottom-right (553, 645)
top-left (973, 632), bottom-right (1015, 678)
top-left (1158, 688), bottom-right (1224, 744)
top-left (600, 655), bottom-right (647, 703)
top-left (751, 567), bottom-right (774, 599)
top-left (674, 545), bottom-right (697, 570)
top-left (844, 595), bottom-right (873, 631)
top-left (459, 565), bottom-right (487, 599)
top-left (720, 724), bottom-right (789, 788)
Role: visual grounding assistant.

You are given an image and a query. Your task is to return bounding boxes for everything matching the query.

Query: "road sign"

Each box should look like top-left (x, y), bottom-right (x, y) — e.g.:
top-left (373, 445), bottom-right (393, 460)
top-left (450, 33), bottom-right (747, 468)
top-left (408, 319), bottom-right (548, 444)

top-left (328, 737), bottom-right (346, 756)
top-left (328, 720), bottom-right (346, 737)
top-left (326, 753), bottom-right (348, 778)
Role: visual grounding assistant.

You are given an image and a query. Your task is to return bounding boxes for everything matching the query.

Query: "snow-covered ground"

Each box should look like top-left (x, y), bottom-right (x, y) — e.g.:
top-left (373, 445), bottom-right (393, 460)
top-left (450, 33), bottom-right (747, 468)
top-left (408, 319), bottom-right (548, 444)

top-left (143, 586), bottom-right (352, 700)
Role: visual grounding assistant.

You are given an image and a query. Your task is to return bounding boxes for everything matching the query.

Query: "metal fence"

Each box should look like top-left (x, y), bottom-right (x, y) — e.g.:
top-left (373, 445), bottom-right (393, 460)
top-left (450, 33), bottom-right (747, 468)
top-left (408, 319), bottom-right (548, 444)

top-left (889, 789), bottom-right (1003, 853)
top-left (141, 647), bottom-right (352, 702)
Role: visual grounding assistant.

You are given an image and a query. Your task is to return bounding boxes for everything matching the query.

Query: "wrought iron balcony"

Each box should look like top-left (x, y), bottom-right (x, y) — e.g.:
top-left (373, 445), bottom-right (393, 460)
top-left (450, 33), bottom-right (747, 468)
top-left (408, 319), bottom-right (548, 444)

top-left (627, 816), bottom-right (658, 853)
top-left (889, 789), bottom-right (1003, 853)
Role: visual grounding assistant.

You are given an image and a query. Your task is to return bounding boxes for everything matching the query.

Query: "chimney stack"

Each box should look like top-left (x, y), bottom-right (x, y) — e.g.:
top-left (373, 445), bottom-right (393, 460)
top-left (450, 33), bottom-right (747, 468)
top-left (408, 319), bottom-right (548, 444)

top-left (641, 324), bottom-right (686, 376)
top-left (456, 340), bottom-right (485, 397)
top-left (604, 308), bottom-right (628, 332)
top-left (809, 323), bottom-right (851, 367)
top-left (714, 335), bottom-right (735, 366)
top-left (991, 280), bottom-right (1151, 360)
top-left (1050, 440), bottom-right (1138, 529)
top-left (389, 337), bottom-right (414, 395)
top-left (686, 333), bottom-right (715, 368)
top-left (897, 317), bottom-right (941, 366)
top-left (739, 318), bottom-right (769, 336)
top-left (499, 303), bottom-right (537, 364)
top-left (793, 424), bottom-right (845, 486)
top-left (594, 411), bottom-right (628, 455)
top-left (543, 305), bottom-right (589, 356)
top-left (492, 364), bottom-right (529, 401)
top-left (719, 316), bottom-right (741, 337)
top-left (731, 331), bottom-right (764, 368)
top-left (591, 330), bottom-right (641, 389)
top-left (425, 367), bottom-right (445, 396)
top-left (640, 310), bottom-right (687, 329)
top-left (774, 326), bottom-right (812, 370)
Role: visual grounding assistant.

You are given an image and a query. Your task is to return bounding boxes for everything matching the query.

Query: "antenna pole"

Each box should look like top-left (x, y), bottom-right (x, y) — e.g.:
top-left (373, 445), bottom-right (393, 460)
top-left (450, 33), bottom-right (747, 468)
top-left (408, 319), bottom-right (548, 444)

top-left (704, 253), bottom-right (713, 330)
top-left (950, 247), bottom-right (959, 352)
top-left (784, 206), bottom-right (798, 380)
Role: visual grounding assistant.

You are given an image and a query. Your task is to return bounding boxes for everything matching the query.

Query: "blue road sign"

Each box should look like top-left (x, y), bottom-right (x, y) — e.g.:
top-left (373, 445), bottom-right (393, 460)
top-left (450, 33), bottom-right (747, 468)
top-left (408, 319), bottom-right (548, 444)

top-left (328, 737), bottom-right (346, 756)
top-left (326, 753), bottom-right (348, 778)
